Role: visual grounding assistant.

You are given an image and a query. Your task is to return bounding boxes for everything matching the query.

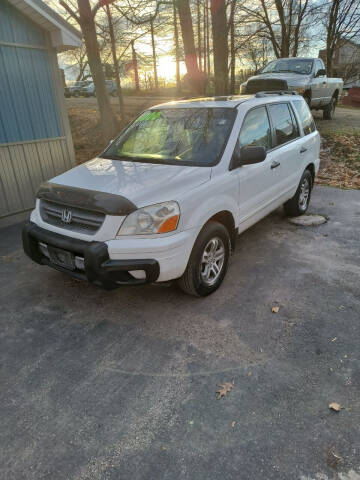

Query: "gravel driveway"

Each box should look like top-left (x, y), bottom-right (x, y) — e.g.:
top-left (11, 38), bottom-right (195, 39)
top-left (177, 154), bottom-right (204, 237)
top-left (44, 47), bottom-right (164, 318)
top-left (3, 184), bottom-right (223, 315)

top-left (0, 186), bottom-right (359, 480)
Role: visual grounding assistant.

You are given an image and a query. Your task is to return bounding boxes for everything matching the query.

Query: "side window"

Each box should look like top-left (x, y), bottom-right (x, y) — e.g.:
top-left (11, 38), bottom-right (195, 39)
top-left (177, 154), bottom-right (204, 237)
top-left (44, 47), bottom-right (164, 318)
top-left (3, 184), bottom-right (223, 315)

top-left (238, 106), bottom-right (272, 150)
top-left (268, 103), bottom-right (299, 146)
top-left (293, 99), bottom-right (316, 135)
top-left (315, 59), bottom-right (324, 75)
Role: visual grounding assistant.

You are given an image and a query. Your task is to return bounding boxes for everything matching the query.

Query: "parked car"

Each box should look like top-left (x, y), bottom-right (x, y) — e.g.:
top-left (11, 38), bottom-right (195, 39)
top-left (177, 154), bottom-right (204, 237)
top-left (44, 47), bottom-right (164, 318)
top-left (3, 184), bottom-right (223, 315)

top-left (79, 80), bottom-right (117, 97)
top-left (240, 58), bottom-right (343, 119)
top-left (64, 80), bottom-right (92, 98)
top-left (23, 93), bottom-right (320, 296)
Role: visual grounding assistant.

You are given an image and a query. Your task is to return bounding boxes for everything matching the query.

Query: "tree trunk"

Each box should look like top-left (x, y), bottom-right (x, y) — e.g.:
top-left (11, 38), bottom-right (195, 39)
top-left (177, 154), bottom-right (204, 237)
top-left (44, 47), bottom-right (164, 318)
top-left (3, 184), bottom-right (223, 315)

top-left (150, 18), bottom-right (159, 90)
top-left (105, 3), bottom-right (124, 119)
top-left (210, 0), bottom-right (228, 95)
top-left (229, 0), bottom-right (236, 94)
top-left (203, 0), bottom-right (207, 76)
top-left (173, 1), bottom-right (181, 93)
top-left (77, 0), bottom-right (116, 142)
top-left (206, 0), bottom-right (210, 75)
top-left (131, 40), bottom-right (140, 91)
top-left (197, 0), bottom-right (202, 71)
top-left (176, 0), bottom-right (204, 93)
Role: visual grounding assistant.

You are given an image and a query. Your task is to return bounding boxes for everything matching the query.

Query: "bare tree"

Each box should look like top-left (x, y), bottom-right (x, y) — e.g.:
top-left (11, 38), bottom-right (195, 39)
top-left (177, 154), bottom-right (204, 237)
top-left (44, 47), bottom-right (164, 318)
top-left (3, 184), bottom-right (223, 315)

top-left (60, 0), bottom-right (117, 141)
top-left (325, 0), bottom-right (360, 75)
top-left (228, 0), bottom-right (237, 94)
top-left (104, 3), bottom-right (124, 118)
top-left (238, 0), bottom-right (317, 59)
top-left (173, 1), bottom-right (181, 92)
top-left (210, 0), bottom-right (228, 94)
top-left (176, 0), bottom-right (204, 93)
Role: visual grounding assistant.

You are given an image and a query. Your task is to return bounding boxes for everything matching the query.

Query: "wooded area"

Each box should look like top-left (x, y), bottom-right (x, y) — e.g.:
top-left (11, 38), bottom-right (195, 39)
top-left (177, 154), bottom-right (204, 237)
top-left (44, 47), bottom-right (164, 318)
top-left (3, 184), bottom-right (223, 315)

top-left (55, 0), bottom-right (360, 140)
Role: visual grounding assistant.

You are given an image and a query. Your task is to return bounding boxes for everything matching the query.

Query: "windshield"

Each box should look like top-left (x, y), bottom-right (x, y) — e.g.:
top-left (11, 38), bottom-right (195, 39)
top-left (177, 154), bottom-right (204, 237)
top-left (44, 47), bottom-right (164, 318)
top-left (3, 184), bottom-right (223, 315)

top-left (261, 59), bottom-right (313, 75)
top-left (102, 108), bottom-right (236, 166)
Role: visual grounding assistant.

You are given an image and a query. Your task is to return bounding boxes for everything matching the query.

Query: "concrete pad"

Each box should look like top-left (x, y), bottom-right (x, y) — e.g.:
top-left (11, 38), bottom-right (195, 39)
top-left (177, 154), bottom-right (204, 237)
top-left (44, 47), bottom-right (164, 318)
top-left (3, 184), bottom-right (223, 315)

top-left (288, 214), bottom-right (328, 226)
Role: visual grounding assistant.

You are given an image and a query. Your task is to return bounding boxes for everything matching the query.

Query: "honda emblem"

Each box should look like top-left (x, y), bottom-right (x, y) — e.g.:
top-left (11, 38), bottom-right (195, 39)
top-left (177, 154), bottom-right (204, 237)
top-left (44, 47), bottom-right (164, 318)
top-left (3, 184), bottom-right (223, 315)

top-left (61, 209), bottom-right (72, 224)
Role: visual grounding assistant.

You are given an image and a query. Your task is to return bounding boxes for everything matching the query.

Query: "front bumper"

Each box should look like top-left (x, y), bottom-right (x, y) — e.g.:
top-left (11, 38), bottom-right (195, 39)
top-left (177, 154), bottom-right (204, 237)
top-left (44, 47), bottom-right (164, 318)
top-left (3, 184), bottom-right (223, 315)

top-left (22, 222), bottom-right (160, 290)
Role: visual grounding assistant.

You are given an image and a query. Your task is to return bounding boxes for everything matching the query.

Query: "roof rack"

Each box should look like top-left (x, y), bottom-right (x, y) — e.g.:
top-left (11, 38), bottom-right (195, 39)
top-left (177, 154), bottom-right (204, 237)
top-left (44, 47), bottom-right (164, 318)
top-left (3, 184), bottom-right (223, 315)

top-left (255, 90), bottom-right (299, 98)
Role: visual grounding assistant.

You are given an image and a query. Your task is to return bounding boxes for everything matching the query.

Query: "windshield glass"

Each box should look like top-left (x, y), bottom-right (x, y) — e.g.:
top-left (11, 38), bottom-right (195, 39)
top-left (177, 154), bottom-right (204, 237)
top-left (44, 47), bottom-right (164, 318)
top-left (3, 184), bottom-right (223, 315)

top-left (102, 108), bottom-right (236, 166)
top-left (262, 59), bottom-right (313, 75)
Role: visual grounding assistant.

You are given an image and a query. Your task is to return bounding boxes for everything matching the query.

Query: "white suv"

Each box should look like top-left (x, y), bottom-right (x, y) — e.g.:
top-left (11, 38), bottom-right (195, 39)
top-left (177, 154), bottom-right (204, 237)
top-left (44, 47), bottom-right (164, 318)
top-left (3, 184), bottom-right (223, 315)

top-left (23, 93), bottom-right (320, 296)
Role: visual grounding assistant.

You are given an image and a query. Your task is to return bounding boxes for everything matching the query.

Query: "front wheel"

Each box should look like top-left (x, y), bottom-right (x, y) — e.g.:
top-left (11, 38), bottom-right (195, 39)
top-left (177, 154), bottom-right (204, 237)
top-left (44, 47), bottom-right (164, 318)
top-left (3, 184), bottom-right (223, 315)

top-left (284, 169), bottom-right (313, 217)
top-left (323, 96), bottom-right (336, 120)
top-left (178, 221), bottom-right (231, 296)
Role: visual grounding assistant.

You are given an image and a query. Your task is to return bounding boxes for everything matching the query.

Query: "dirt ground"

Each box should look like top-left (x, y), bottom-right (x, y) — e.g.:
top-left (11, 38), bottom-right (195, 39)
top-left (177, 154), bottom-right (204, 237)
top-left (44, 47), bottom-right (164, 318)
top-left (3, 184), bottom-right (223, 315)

top-left (66, 98), bottom-right (360, 189)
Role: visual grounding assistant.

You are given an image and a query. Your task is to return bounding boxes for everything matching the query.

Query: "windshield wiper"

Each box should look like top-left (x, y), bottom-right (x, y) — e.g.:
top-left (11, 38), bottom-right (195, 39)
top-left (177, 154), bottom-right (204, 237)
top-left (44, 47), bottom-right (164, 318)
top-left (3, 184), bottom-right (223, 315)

top-left (100, 153), bottom-right (181, 163)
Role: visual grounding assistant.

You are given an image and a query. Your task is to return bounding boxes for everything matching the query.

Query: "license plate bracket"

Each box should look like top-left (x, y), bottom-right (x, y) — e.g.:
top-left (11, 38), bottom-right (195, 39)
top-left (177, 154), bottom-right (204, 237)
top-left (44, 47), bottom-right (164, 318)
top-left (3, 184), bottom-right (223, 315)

top-left (48, 246), bottom-right (75, 270)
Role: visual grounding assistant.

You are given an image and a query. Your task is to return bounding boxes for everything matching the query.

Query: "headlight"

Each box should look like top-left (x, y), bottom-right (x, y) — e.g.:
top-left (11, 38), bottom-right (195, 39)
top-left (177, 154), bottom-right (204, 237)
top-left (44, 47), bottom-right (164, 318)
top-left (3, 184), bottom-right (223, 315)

top-left (117, 201), bottom-right (180, 235)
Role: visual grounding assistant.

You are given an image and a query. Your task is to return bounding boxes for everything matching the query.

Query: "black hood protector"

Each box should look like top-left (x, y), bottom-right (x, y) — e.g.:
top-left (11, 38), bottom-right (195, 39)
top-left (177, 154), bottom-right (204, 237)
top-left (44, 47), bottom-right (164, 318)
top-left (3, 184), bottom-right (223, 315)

top-left (37, 182), bottom-right (137, 216)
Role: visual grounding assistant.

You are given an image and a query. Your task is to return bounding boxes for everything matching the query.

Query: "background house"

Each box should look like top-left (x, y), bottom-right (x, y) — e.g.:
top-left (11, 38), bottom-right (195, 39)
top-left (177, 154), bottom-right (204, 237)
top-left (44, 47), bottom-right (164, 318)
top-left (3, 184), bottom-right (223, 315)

top-left (0, 0), bottom-right (81, 226)
top-left (319, 40), bottom-right (360, 88)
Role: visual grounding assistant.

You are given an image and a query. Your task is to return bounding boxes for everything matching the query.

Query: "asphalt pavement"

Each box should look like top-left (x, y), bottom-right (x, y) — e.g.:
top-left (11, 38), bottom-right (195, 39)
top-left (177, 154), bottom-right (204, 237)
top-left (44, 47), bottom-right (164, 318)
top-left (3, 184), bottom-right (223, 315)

top-left (0, 186), bottom-right (359, 480)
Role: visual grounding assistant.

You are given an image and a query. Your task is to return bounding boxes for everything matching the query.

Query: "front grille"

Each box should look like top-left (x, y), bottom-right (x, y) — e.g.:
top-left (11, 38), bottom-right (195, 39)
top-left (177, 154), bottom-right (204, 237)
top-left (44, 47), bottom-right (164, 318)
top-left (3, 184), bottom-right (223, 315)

top-left (40, 199), bottom-right (105, 235)
top-left (246, 78), bottom-right (288, 93)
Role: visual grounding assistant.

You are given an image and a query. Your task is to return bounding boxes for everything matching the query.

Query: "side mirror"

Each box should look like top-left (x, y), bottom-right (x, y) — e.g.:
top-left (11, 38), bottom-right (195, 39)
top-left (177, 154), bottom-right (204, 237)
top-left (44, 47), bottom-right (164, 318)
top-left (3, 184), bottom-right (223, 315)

top-left (241, 146), bottom-right (267, 166)
top-left (315, 68), bottom-right (326, 77)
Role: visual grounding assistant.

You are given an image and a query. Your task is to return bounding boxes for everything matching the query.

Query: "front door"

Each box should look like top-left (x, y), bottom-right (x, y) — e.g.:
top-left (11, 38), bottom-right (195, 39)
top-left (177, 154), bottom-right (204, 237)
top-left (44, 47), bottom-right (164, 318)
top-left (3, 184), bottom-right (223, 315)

top-left (235, 106), bottom-right (283, 224)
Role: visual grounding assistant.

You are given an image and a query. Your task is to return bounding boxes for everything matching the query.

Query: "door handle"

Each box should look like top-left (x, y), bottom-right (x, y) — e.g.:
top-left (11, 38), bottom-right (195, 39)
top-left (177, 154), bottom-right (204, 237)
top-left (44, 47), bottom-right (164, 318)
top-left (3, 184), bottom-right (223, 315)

top-left (271, 161), bottom-right (280, 169)
top-left (300, 147), bottom-right (307, 153)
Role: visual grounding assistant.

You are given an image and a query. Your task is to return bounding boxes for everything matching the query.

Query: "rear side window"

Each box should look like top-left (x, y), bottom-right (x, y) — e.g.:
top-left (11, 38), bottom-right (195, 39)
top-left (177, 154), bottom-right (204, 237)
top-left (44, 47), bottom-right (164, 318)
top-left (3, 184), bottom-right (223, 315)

top-left (239, 106), bottom-right (272, 150)
top-left (268, 103), bottom-right (300, 146)
top-left (293, 99), bottom-right (316, 135)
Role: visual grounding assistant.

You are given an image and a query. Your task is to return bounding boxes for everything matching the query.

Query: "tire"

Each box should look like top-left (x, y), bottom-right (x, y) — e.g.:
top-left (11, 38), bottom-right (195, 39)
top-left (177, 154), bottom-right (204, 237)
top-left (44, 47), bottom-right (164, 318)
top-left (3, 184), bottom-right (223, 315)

top-left (323, 96), bottom-right (336, 120)
top-left (284, 169), bottom-right (313, 217)
top-left (177, 221), bottom-right (231, 296)
top-left (304, 93), bottom-right (311, 107)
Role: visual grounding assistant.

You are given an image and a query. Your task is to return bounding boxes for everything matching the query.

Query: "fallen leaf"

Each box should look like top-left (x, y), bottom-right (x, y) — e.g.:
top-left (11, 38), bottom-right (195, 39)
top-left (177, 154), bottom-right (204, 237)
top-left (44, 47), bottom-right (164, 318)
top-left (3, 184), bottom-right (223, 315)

top-left (327, 448), bottom-right (344, 468)
top-left (232, 421), bottom-right (236, 428)
top-left (272, 306), bottom-right (280, 313)
top-left (216, 381), bottom-right (233, 399)
top-left (329, 402), bottom-right (341, 412)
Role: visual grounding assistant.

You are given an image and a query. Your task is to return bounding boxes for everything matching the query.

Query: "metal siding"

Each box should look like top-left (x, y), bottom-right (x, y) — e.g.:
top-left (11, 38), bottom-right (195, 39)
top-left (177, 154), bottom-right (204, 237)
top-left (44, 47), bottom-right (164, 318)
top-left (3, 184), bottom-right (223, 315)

top-left (0, 46), bottom-right (62, 143)
top-left (0, 1), bottom-right (47, 46)
top-left (0, 138), bottom-right (72, 218)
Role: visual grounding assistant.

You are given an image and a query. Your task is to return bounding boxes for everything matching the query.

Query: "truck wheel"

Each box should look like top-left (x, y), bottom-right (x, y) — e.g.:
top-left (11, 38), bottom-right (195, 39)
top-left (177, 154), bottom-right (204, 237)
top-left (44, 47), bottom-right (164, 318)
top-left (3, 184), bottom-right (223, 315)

top-left (284, 169), bottom-right (312, 217)
top-left (178, 221), bottom-right (231, 296)
top-left (323, 96), bottom-right (336, 120)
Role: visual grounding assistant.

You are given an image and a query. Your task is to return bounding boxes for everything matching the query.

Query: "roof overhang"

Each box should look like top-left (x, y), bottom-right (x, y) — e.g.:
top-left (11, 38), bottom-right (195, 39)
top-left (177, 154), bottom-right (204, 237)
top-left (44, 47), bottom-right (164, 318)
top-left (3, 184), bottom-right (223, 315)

top-left (7, 0), bottom-right (82, 51)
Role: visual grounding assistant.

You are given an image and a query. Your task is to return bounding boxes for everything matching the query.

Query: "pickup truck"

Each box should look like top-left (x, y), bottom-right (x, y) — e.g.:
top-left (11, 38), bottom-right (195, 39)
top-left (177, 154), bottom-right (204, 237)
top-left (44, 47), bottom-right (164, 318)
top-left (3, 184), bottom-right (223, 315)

top-left (23, 93), bottom-right (320, 296)
top-left (240, 58), bottom-right (343, 119)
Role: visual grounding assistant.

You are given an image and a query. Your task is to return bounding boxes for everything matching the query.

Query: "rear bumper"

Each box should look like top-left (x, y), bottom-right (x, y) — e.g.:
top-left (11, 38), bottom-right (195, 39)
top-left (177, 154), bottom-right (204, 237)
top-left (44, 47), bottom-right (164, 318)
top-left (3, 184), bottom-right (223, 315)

top-left (22, 222), bottom-right (160, 289)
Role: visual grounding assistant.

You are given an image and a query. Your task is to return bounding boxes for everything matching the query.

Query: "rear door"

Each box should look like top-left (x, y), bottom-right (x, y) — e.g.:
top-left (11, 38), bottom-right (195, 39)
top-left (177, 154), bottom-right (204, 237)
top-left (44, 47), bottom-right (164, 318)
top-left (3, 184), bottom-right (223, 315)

top-left (266, 102), bottom-right (303, 195)
top-left (291, 97), bottom-right (319, 174)
top-left (236, 106), bottom-right (284, 223)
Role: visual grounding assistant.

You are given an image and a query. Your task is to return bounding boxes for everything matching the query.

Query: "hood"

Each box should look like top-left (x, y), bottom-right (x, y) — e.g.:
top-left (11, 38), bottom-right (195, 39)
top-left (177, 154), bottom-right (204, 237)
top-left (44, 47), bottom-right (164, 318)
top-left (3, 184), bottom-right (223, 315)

top-left (248, 72), bottom-right (311, 86)
top-left (49, 157), bottom-right (211, 208)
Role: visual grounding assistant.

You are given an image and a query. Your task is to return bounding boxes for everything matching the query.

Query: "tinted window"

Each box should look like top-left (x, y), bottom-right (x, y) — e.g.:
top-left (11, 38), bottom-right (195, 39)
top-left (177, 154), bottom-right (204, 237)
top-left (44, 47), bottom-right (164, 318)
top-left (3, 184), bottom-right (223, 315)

top-left (268, 103), bottom-right (299, 146)
top-left (239, 106), bottom-right (272, 150)
top-left (293, 99), bottom-right (316, 135)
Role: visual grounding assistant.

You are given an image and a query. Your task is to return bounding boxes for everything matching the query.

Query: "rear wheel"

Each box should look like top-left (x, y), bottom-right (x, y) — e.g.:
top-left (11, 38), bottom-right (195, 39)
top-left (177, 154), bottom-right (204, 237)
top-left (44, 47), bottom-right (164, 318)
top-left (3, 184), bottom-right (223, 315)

top-left (284, 169), bottom-right (313, 217)
top-left (178, 221), bottom-right (231, 296)
top-left (323, 96), bottom-right (336, 120)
